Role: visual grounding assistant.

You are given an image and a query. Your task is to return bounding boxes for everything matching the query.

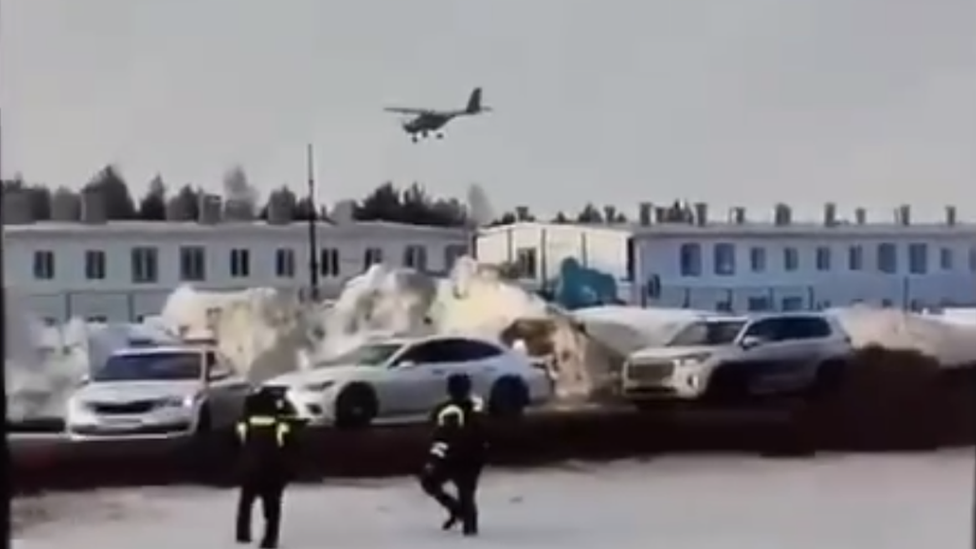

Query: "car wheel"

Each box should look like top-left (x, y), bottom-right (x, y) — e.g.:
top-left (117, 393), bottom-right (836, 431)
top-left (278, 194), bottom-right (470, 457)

top-left (488, 377), bottom-right (529, 419)
top-left (333, 384), bottom-right (378, 430)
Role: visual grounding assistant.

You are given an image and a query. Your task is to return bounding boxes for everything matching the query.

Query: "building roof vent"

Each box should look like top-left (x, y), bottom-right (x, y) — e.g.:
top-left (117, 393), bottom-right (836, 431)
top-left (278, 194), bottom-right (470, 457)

top-left (653, 207), bottom-right (668, 224)
top-left (854, 207), bottom-right (867, 225)
top-left (50, 188), bottom-right (81, 222)
top-left (0, 188), bottom-right (34, 225)
top-left (80, 188), bottom-right (107, 224)
top-left (330, 200), bottom-right (356, 225)
top-left (693, 202), bottom-right (708, 227)
top-left (265, 190), bottom-right (295, 226)
top-left (773, 203), bottom-right (792, 226)
top-left (223, 198), bottom-right (256, 222)
top-left (638, 202), bottom-right (653, 226)
top-left (728, 207), bottom-right (746, 225)
top-left (197, 193), bottom-right (223, 225)
top-left (945, 205), bottom-right (957, 226)
top-left (894, 204), bottom-right (911, 226)
top-left (823, 202), bottom-right (838, 227)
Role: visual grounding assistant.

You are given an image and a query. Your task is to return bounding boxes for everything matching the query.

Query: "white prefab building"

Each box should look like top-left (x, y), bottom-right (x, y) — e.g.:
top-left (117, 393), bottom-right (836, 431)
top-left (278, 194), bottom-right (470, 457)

top-left (476, 204), bottom-right (976, 312)
top-left (3, 221), bottom-right (470, 323)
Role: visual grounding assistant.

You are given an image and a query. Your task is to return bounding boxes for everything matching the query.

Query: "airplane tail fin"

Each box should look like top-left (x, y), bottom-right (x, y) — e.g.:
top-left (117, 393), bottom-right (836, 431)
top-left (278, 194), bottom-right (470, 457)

top-left (465, 87), bottom-right (483, 114)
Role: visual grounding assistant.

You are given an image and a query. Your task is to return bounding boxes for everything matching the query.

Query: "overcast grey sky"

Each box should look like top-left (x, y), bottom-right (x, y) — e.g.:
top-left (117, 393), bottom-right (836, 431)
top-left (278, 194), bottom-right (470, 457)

top-left (1, 0), bottom-right (974, 219)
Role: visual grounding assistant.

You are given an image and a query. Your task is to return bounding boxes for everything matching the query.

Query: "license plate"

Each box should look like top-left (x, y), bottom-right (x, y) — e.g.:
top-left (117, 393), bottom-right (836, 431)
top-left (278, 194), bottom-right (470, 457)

top-left (100, 417), bottom-right (141, 428)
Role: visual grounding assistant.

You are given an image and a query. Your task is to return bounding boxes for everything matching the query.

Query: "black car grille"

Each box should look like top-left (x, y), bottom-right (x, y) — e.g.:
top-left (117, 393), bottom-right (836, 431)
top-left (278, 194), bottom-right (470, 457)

top-left (90, 400), bottom-right (158, 414)
top-left (625, 362), bottom-right (675, 382)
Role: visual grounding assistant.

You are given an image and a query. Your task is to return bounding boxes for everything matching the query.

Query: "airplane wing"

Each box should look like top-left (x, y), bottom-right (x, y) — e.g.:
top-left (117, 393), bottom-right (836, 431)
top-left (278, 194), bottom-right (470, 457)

top-left (384, 107), bottom-right (434, 115)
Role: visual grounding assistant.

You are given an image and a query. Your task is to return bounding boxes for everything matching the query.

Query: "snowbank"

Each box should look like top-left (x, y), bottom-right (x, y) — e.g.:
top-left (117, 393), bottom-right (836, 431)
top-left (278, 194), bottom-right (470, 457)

top-left (829, 306), bottom-right (976, 366)
top-left (3, 290), bottom-right (178, 420)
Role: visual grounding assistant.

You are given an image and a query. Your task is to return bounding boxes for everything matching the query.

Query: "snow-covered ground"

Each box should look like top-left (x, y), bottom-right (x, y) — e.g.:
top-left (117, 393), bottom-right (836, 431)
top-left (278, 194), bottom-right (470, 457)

top-left (14, 453), bottom-right (973, 549)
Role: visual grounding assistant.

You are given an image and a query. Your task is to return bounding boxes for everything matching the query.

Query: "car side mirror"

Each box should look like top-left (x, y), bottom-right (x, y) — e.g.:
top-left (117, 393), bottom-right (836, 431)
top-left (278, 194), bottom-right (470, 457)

top-left (739, 335), bottom-right (764, 349)
top-left (395, 360), bottom-right (416, 369)
top-left (77, 374), bottom-right (90, 386)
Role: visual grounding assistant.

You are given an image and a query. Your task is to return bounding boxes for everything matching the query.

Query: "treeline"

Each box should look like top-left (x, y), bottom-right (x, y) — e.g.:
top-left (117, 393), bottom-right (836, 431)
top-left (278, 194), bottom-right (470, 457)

top-left (1, 164), bottom-right (682, 227)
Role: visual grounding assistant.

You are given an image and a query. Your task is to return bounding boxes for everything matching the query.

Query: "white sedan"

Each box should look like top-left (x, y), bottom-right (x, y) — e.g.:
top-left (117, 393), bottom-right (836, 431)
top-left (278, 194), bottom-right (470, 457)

top-left (263, 335), bottom-right (554, 428)
top-left (65, 344), bottom-right (251, 440)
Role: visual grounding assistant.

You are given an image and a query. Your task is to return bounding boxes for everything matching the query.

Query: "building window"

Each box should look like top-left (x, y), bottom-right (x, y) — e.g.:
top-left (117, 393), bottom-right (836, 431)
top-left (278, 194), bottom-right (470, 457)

top-left (781, 296), bottom-right (804, 311)
top-left (679, 243), bottom-right (702, 277)
top-left (749, 247), bottom-right (766, 273)
top-left (940, 247), bottom-right (954, 271)
top-left (713, 243), bottom-right (736, 276)
top-left (229, 248), bottom-right (250, 278)
top-left (444, 244), bottom-right (468, 271)
top-left (320, 248), bottom-right (340, 277)
top-left (363, 247), bottom-right (383, 270)
top-left (908, 243), bottom-right (928, 275)
top-left (33, 250), bottom-right (56, 280)
top-left (403, 245), bottom-right (428, 272)
top-left (970, 246), bottom-right (976, 272)
top-left (783, 247), bottom-right (799, 272)
top-left (515, 247), bottom-right (537, 278)
top-left (131, 247), bottom-right (158, 284)
top-left (275, 248), bottom-right (295, 278)
top-left (815, 246), bottom-right (831, 271)
top-left (180, 246), bottom-right (207, 281)
top-left (877, 243), bottom-right (898, 274)
top-left (747, 296), bottom-right (771, 311)
top-left (848, 245), bottom-right (863, 271)
top-left (84, 250), bottom-right (105, 280)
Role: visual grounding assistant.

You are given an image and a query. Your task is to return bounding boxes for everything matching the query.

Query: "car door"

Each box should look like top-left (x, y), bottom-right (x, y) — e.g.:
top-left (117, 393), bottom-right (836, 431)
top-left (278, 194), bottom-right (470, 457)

top-left (446, 339), bottom-right (506, 396)
top-left (384, 341), bottom-right (454, 415)
top-left (743, 317), bottom-right (814, 394)
top-left (735, 318), bottom-right (796, 394)
top-left (772, 316), bottom-right (832, 389)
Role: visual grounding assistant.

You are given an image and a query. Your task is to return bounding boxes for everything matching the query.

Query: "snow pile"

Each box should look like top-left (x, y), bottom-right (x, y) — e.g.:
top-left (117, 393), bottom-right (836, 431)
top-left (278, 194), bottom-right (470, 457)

top-left (830, 306), bottom-right (976, 366)
top-left (158, 286), bottom-right (325, 383)
top-left (3, 291), bottom-right (177, 421)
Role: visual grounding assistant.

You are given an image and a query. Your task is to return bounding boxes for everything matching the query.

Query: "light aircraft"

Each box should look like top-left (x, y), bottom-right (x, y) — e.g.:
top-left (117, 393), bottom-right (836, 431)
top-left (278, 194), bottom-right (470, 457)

top-left (384, 87), bottom-right (491, 142)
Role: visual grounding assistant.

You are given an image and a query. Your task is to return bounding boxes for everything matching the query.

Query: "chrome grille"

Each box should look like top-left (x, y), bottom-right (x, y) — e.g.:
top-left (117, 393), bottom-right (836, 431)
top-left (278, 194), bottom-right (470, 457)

top-left (90, 400), bottom-right (158, 415)
top-left (626, 362), bottom-right (675, 383)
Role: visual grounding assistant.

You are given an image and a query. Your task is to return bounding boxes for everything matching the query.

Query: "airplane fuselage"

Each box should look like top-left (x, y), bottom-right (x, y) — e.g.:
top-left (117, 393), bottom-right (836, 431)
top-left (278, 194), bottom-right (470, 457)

top-left (403, 112), bottom-right (454, 134)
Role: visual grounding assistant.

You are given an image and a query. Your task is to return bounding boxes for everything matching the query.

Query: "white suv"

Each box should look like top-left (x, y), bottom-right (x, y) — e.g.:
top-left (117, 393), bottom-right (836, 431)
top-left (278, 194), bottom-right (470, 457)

top-left (620, 312), bottom-right (853, 407)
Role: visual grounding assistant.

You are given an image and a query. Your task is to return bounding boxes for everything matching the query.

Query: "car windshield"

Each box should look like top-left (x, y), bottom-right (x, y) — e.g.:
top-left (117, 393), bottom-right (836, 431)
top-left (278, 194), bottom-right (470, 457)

top-left (93, 351), bottom-right (202, 382)
top-left (668, 320), bottom-right (746, 347)
top-left (317, 342), bottom-right (404, 367)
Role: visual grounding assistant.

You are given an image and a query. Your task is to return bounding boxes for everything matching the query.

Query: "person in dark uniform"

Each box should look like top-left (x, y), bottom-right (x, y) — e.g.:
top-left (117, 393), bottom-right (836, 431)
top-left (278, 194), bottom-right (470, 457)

top-left (420, 373), bottom-right (487, 536)
top-left (235, 387), bottom-right (295, 548)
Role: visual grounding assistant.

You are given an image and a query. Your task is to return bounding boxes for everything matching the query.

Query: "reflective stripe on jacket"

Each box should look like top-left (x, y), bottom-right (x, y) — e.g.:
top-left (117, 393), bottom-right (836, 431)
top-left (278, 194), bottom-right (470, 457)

top-left (435, 395), bottom-right (484, 427)
top-left (237, 415), bottom-right (291, 447)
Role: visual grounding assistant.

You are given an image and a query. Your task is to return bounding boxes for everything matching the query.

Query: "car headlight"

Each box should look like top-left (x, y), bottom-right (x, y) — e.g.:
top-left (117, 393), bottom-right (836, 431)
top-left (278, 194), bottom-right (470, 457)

top-left (158, 395), bottom-right (197, 408)
top-left (304, 380), bottom-right (335, 392)
top-left (674, 353), bottom-right (711, 366)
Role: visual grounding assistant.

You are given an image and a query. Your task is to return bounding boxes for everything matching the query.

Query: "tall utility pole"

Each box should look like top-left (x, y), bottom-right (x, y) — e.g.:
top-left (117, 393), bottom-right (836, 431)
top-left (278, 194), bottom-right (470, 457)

top-left (305, 144), bottom-right (320, 302)
top-left (0, 0), bottom-right (12, 543)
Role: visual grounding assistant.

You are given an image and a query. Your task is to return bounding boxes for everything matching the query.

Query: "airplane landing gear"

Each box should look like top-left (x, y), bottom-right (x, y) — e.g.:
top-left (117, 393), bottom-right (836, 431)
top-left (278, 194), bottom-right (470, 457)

top-left (421, 130), bottom-right (430, 139)
top-left (435, 133), bottom-right (444, 139)
top-left (411, 134), bottom-right (419, 143)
